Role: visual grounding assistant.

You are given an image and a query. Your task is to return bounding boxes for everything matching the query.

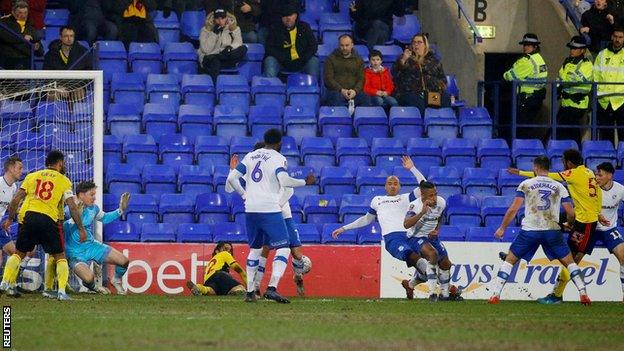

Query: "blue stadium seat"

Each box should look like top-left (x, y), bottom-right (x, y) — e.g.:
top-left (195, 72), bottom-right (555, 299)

top-left (142, 164), bottom-right (177, 195)
top-left (141, 223), bottom-right (176, 242)
top-left (284, 105), bottom-right (317, 144)
top-left (1, 101), bottom-right (32, 133)
top-left (582, 140), bottom-right (617, 170)
top-left (372, 45), bottom-right (403, 62)
top-left (249, 105), bottom-right (283, 139)
top-left (230, 196), bottom-right (245, 223)
top-left (438, 225), bottom-right (466, 241)
top-left (428, 166), bottom-right (462, 198)
top-left (406, 138), bottom-right (442, 171)
top-left (123, 134), bottom-right (158, 164)
top-left (104, 222), bottom-right (139, 242)
top-left (44, 9), bottom-right (69, 26)
top-left (287, 74), bottom-right (320, 107)
top-left (356, 166), bottom-right (389, 194)
top-left (319, 106), bottom-right (352, 142)
top-left (216, 74), bottom-right (250, 110)
top-left (446, 75), bottom-right (466, 108)
top-left (371, 138), bottom-right (404, 169)
top-left (163, 42), bottom-right (198, 76)
top-left (442, 138), bottom-right (476, 169)
top-left (512, 139), bottom-right (545, 169)
top-left (288, 196), bottom-right (304, 223)
top-left (143, 103), bottom-right (177, 137)
top-left (304, 195), bottom-right (339, 231)
top-left (547, 139), bottom-right (578, 171)
top-left (230, 136), bottom-right (258, 158)
top-left (178, 165), bottom-right (213, 196)
top-left (251, 76), bottom-right (286, 106)
top-left (301, 137), bottom-right (335, 173)
top-left (462, 168), bottom-right (498, 198)
top-left (125, 193), bottom-right (159, 224)
top-left (180, 11), bottom-right (205, 41)
top-left (389, 106), bottom-right (422, 144)
top-left (159, 193), bottom-right (196, 223)
top-left (212, 222), bottom-right (247, 243)
top-left (354, 106), bottom-right (388, 143)
top-left (336, 137), bottom-right (371, 173)
top-left (481, 195), bottom-right (514, 228)
top-left (322, 223), bottom-right (357, 244)
top-left (196, 193), bottom-right (230, 225)
top-left (392, 166), bottom-right (419, 188)
top-left (280, 135), bottom-right (300, 166)
top-left (319, 12), bottom-right (351, 45)
top-left (103, 194), bottom-right (118, 212)
top-left (245, 43), bottom-right (265, 61)
top-left (316, 44), bottom-right (333, 63)
top-left (320, 166), bottom-right (355, 198)
top-left (106, 164), bottom-right (142, 196)
top-left (288, 166), bottom-right (319, 203)
top-left (98, 59), bottom-right (128, 85)
top-left (424, 108), bottom-right (458, 145)
top-left (159, 134), bottom-right (194, 167)
top-left (213, 105), bottom-right (247, 138)
top-left (459, 107), bottom-right (492, 143)
top-left (177, 223), bottom-right (212, 243)
top-left (104, 135), bottom-right (123, 165)
top-left (446, 194), bottom-right (481, 227)
top-left (181, 74), bottom-right (215, 105)
top-left (357, 224), bottom-right (382, 244)
top-left (178, 104), bottom-right (213, 138)
top-left (146, 74), bottom-right (181, 108)
top-left (97, 40), bottom-right (127, 59)
top-left (128, 42), bottom-right (163, 78)
top-left (478, 139), bottom-right (511, 170)
top-left (296, 223), bottom-right (321, 243)
top-left (465, 227), bottom-right (497, 242)
top-left (392, 15), bottom-right (421, 44)
top-left (195, 135), bottom-right (229, 167)
top-left (497, 169), bottom-right (525, 197)
top-left (111, 72), bottom-right (145, 105)
top-left (618, 142), bottom-right (624, 167)
top-left (212, 165), bottom-right (232, 193)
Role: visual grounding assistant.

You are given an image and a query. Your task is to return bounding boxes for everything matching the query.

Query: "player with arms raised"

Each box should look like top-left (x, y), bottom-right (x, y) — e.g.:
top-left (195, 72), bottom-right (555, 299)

top-left (0, 151), bottom-right (87, 300)
top-left (489, 156), bottom-right (590, 305)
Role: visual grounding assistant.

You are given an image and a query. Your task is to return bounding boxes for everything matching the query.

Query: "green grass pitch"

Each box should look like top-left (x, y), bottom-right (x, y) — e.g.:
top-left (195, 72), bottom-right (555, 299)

top-left (6, 294), bottom-right (624, 350)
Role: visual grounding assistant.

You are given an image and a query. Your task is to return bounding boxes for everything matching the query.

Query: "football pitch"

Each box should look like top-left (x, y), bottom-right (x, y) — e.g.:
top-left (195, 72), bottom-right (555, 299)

top-left (6, 294), bottom-right (624, 350)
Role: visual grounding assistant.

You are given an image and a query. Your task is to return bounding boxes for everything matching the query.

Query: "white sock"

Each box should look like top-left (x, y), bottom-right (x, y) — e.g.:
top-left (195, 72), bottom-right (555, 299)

top-left (439, 269), bottom-right (450, 297)
top-left (568, 263), bottom-right (587, 295)
top-left (246, 248), bottom-right (263, 293)
top-left (492, 261), bottom-right (513, 297)
top-left (268, 248), bottom-right (290, 289)
top-left (426, 262), bottom-right (438, 295)
top-left (254, 256), bottom-right (267, 290)
top-left (416, 258), bottom-right (428, 275)
top-left (620, 264), bottom-right (624, 296)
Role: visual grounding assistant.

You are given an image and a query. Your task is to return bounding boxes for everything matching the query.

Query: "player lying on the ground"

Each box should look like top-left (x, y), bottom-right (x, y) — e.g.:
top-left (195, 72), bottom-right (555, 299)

top-left (404, 181), bottom-right (463, 302)
top-left (489, 156), bottom-right (591, 305)
top-left (186, 241), bottom-right (247, 296)
top-left (57, 182), bottom-right (130, 296)
top-left (226, 144), bottom-right (312, 297)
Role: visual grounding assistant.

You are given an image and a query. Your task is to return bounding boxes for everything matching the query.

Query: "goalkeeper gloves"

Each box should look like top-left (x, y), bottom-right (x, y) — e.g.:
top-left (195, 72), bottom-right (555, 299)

top-left (119, 192), bottom-right (130, 214)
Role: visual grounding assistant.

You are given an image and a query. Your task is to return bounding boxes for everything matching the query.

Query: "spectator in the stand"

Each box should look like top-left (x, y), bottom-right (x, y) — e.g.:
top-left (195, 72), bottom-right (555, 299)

top-left (0, 0), bottom-right (43, 69)
top-left (363, 49), bottom-right (397, 109)
top-left (198, 8), bottom-right (247, 81)
top-left (204, 0), bottom-right (261, 43)
top-left (67, 0), bottom-right (118, 45)
top-left (567, 0), bottom-right (591, 18)
top-left (43, 26), bottom-right (92, 70)
top-left (594, 27), bottom-right (624, 142)
top-left (393, 33), bottom-right (449, 116)
top-left (110, 0), bottom-right (159, 48)
top-left (158, 0), bottom-right (201, 20)
top-left (349, 0), bottom-right (405, 50)
top-left (257, 0), bottom-right (291, 45)
top-left (556, 36), bottom-right (592, 144)
top-left (1, 0), bottom-right (45, 39)
top-left (263, 2), bottom-right (319, 78)
top-left (503, 33), bottom-right (548, 140)
top-left (323, 34), bottom-right (370, 111)
top-left (581, 0), bottom-right (616, 55)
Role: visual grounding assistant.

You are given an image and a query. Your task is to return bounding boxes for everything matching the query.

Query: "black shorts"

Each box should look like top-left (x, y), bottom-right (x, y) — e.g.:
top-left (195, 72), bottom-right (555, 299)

top-left (16, 211), bottom-right (64, 255)
top-left (567, 220), bottom-right (598, 255)
top-left (204, 271), bottom-right (242, 296)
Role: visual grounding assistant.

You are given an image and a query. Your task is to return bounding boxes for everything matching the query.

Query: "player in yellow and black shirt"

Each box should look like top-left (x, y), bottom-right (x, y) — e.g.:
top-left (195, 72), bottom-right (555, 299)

top-left (186, 242), bottom-right (247, 296)
top-left (0, 151), bottom-right (86, 300)
top-left (509, 149), bottom-right (605, 304)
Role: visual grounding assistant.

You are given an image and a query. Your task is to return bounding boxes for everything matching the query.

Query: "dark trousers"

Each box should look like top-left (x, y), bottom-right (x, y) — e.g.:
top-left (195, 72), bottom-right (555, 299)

top-left (119, 18), bottom-right (158, 48)
top-left (397, 91), bottom-right (452, 117)
top-left (597, 103), bottom-right (624, 143)
top-left (81, 19), bottom-right (118, 45)
top-left (324, 90), bottom-right (371, 107)
top-left (516, 90), bottom-right (546, 140)
top-left (556, 106), bottom-right (587, 145)
top-left (356, 19), bottom-right (391, 51)
top-left (201, 46), bottom-right (248, 81)
top-left (0, 56), bottom-right (30, 69)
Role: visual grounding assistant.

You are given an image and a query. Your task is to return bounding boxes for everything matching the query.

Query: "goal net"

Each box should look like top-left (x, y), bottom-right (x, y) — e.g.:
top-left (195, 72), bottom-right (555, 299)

top-left (0, 70), bottom-right (103, 291)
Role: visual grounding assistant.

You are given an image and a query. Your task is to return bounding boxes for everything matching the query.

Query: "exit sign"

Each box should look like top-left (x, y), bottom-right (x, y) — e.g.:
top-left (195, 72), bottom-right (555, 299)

top-left (475, 25), bottom-right (496, 39)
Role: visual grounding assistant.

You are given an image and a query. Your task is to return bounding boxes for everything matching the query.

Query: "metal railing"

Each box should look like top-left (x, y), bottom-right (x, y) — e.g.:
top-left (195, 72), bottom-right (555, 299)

top-left (477, 79), bottom-right (624, 140)
top-left (455, 0), bottom-right (483, 44)
top-left (0, 20), bottom-right (35, 69)
top-left (68, 43), bottom-right (96, 70)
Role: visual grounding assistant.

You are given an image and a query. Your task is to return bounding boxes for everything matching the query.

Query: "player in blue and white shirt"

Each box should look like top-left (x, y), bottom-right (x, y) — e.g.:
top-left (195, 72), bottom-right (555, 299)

top-left (332, 156), bottom-right (430, 299)
top-left (226, 129), bottom-right (314, 303)
top-left (404, 181), bottom-right (461, 301)
top-left (62, 181), bottom-right (130, 296)
top-left (488, 156), bottom-right (591, 305)
top-left (593, 162), bottom-right (624, 301)
top-left (0, 157), bottom-right (24, 269)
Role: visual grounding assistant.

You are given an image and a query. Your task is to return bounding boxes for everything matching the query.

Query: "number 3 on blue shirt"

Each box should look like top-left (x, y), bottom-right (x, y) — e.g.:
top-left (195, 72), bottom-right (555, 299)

top-left (251, 161), bottom-right (263, 182)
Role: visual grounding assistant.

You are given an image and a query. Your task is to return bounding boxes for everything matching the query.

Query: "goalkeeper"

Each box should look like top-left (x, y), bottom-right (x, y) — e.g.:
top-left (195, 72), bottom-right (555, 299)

top-left (52, 181), bottom-right (131, 296)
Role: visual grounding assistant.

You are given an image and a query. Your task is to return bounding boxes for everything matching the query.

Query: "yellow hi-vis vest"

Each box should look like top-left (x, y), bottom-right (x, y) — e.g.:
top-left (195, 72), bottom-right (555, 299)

top-left (558, 56), bottom-right (593, 109)
top-left (503, 52), bottom-right (548, 95)
top-left (594, 46), bottom-right (624, 110)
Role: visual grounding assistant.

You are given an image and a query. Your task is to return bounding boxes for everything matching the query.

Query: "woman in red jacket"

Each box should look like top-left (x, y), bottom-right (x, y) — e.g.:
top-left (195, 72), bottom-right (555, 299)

top-left (363, 49), bottom-right (398, 109)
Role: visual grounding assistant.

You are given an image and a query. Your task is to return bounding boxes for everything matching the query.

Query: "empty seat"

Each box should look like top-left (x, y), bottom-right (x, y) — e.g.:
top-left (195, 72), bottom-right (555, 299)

top-left (392, 15), bottom-right (421, 44)
top-left (287, 166), bottom-right (319, 203)
top-left (178, 104), bottom-right (213, 137)
top-left (336, 137), bottom-right (370, 172)
top-left (446, 194), bottom-right (481, 227)
top-left (371, 138), bottom-right (404, 168)
top-left (284, 105), bottom-right (317, 144)
top-left (128, 42), bottom-right (163, 78)
top-left (104, 135), bottom-right (123, 166)
top-left (424, 108), bottom-right (458, 145)
top-left (442, 138), bottom-right (476, 169)
top-left (465, 227), bottom-right (497, 242)
top-left (320, 166), bottom-right (355, 198)
top-left (195, 135), bottom-right (229, 167)
top-left (123, 134), bottom-right (157, 164)
top-left (106, 164), bottom-right (142, 196)
top-left (356, 166), bottom-right (389, 194)
top-left (321, 223), bottom-right (357, 244)
top-left (303, 195), bottom-right (339, 230)
top-left (159, 134), bottom-right (194, 167)
top-left (438, 225), bottom-right (466, 241)
top-left (481, 195), bottom-right (515, 228)
top-left (406, 138), bottom-right (443, 171)
top-left (251, 76), bottom-right (286, 106)
top-left (163, 42), bottom-right (198, 76)
top-left (141, 223), bottom-right (176, 242)
top-left (389, 106), bottom-right (422, 143)
top-left (180, 11), bottom-right (205, 41)
top-left (459, 107), bottom-right (492, 143)
top-left (512, 139), bottom-right (545, 169)
top-left (357, 224), bottom-right (382, 244)
top-left (582, 140), bottom-right (617, 169)
top-left (296, 223), bottom-right (321, 243)
top-left (428, 166), bottom-right (462, 198)
top-left (319, 106), bottom-right (352, 142)
top-left (213, 105), bottom-right (247, 138)
top-left (178, 165), bottom-right (213, 195)
top-left (547, 139), bottom-right (578, 171)
top-left (177, 223), bottom-right (212, 243)
top-left (181, 74), bottom-right (215, 105)
top-left (230, 136), bottom-right (258, 157)
top-left (212, 165), bottom-right (232, 193)
top-left (125, 193), bottom-right (159, 224)
top-left (280, 135), bottom-right (300, 166)
top-left (248, 105), bottom-right (283, 139)
top-left (196, 193), bottom-right (230, 225)
top-left (287, 74), bottom-right (320, 107)
top-left (354, 107), bottom-right (388, 143)
top-left (462, 168), bottom-right (498, 198)
top-left (301, 137), bottom-right (335, 173)
top-left (212, 222), bottom-right (247, 243)
top-left (159, 194), bottom-right (195, 223)
top-left (111, 72), bottom-right (145, 105)
top-left (216, 74), bottom-right (250, 109)
top-left (142, 164), bottom-right (177, 195)
top-left (143, 103), bottom-right (177, 137)
top-left (498, 169), bottom-right (525, 196)
top-left (146, 73), bottom-right (181, 108)
top-left (478, 139), bottom-right (511, 169)
top-left (104, 222), bottom-right (139, 242)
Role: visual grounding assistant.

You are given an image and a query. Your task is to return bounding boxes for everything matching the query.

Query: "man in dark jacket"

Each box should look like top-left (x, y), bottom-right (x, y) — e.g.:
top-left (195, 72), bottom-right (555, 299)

top-left (67, 0), bottom-right (118, 45)
top-left (263, 2), bottom-right (319, 78)
top-left (257, 0), bottom-right (284, 45)
top-left (110, 0), bottom-right (159, 48)
top-left (581, 0), bottom-right (617, 55)
top-left (0, 0), bottom-right (43, 69)
top-left (204, 0), bottom-right (260, 43)
top-left (43, 26), bottom-right (92, 70)
top-left (323, 34), bottom-right (370, 108)
top-left (159, 0), bottom-right (201, 20)
top-left (350, 0), bottom-right (405, 50)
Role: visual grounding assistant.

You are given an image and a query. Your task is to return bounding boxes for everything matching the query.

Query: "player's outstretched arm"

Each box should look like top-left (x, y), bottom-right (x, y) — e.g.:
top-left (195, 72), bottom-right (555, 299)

top-left (277, 171), bottom-right (314, 188)
top-left (402, 156), bottom-right (426, 182)
top-left (495, 197), bottom-right (523, 239)
top-left (509, 168), bottom-right (567, 182)
top-left (66, 196), bottom-right (88, 242)
top-left (1, 188), bottom-right (26, 232)
top-left (97, 193), bottom-right (130, 224)
top-left (332, 213), bottom-right (376, 238)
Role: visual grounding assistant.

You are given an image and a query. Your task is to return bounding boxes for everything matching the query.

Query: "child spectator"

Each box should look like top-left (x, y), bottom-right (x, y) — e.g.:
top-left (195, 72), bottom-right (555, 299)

top-left (364, 49), bottom-right (398, 109)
